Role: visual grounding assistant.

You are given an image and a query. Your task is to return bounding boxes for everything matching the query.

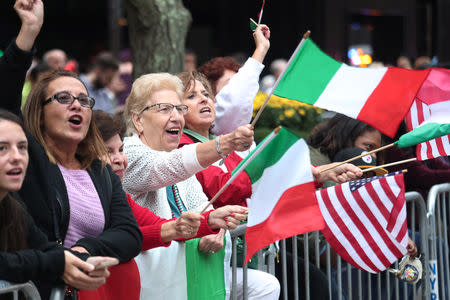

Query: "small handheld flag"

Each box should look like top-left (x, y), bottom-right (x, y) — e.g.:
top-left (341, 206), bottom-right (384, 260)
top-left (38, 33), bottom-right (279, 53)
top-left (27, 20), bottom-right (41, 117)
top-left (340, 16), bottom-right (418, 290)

top-left (250, 18), bottom-right (258, 32)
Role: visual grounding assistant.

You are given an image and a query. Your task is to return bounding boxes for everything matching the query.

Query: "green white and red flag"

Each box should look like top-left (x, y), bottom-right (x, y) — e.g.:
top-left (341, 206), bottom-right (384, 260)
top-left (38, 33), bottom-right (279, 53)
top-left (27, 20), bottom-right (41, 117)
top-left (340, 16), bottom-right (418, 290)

top-left (230, 127), bottom-right (325, 264)
top-left (273, 38), bottom-right (430, 138)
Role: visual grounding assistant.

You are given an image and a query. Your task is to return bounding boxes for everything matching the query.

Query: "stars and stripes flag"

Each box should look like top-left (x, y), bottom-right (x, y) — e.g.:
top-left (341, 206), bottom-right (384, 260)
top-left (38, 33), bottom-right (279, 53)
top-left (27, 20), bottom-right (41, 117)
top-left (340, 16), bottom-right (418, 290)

top-left (316, 172), bottom-right (408, 273)
top-left (405, 98), bottom-right (450, 160)
top-left (403, 68), bottom-right (450, 160)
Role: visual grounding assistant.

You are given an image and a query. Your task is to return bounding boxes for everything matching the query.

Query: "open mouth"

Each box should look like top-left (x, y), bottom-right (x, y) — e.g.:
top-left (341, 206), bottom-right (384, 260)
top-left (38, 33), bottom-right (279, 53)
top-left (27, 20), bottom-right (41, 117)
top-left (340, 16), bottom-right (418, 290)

top-left (6, 168), bottom-right (22, 176)
top-left (166, 128), bottom-right (180, 136)
top-left (69, 115), bottom-right (82, 125)
top-left (200, 107), bottom-right (211, 114)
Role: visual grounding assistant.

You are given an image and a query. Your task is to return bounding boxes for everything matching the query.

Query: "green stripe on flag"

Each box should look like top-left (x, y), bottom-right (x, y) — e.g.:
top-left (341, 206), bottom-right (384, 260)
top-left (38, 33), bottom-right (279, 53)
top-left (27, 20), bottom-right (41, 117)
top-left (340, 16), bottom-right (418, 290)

top-left (274, 39), bottom-right (342, 104)
top-left (395, 122), bottom-right (450, 148)
top-left (185, 238), bottom-right (226, 300)
top-left (234, 127), bottom-right (299, 183)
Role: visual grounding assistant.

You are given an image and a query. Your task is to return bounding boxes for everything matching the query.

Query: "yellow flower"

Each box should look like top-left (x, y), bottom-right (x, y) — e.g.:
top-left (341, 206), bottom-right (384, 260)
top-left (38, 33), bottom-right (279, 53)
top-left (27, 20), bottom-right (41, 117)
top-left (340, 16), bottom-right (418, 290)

top-left (284, 109), bottom-right (295, 118)
top-left (298, 109), bottom-right (306, 116)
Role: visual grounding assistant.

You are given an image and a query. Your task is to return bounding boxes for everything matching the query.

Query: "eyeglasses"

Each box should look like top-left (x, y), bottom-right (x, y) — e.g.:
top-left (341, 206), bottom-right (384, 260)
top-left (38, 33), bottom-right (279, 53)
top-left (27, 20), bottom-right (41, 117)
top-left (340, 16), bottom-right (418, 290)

top-left (141, 103), bottom-right (189, 115)
top-left (43, 91), bottom-right (96, 109)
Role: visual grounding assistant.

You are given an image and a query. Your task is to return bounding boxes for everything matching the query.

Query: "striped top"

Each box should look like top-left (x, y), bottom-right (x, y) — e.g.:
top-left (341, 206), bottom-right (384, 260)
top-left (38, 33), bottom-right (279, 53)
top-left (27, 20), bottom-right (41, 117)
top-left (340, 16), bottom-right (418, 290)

top-left (58, 165), bottom-right (105, 248)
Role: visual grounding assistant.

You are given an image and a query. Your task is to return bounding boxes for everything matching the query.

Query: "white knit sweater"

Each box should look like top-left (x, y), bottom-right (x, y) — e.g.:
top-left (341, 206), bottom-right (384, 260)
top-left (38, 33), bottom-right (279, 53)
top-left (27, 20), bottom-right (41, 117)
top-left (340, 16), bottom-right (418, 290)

top-left (123, 134), bottom-right (209, 218)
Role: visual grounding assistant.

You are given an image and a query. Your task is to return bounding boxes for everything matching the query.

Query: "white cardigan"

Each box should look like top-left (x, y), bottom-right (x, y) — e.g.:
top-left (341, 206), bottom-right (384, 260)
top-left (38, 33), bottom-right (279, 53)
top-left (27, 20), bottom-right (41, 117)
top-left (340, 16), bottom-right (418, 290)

top-left (122, 134), bottom-right (208, 218)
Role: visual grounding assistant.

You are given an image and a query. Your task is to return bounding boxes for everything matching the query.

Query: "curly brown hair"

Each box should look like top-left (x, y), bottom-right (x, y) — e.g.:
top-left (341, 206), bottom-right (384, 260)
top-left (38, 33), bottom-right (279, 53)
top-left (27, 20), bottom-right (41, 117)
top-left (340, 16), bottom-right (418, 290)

top-left (197, 57), bottom-right (240, 95)
top-left (93, 110), bottom-right (126, 142)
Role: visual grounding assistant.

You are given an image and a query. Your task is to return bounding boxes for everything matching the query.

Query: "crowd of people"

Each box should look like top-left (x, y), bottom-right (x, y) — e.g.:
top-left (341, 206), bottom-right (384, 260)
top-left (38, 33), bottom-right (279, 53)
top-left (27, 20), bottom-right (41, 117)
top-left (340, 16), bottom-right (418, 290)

top-left (1, 0), bottom-right (448, 299)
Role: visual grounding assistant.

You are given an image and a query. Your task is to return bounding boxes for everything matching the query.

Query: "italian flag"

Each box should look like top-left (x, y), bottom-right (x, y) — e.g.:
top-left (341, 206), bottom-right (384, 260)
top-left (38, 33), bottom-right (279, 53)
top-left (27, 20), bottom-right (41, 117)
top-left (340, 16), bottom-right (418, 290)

top-left (231, 127), bottom-right (325, 264)
top-left (401, 68), bottom-right (450, 159)
top-left (273, 38), bottom-right (430, 138)
top-left (136, 237), bottom-right (230, 300)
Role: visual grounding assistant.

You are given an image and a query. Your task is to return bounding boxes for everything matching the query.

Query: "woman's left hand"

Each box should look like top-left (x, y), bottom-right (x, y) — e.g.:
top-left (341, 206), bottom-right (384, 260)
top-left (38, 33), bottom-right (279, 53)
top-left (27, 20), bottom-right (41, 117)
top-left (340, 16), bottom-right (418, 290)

top-left (312, 163), bottom-right (363, 183)
top-left (407, 237), bottom-right (418, 259)
top-left (198, 229), bottom-right (225, 254)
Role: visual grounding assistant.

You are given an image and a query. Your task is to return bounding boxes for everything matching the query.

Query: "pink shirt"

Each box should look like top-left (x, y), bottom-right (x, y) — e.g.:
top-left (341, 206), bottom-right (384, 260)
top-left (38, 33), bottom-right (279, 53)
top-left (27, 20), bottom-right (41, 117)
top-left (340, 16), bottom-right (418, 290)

top-left (58, 165), bottom-right (105, 248)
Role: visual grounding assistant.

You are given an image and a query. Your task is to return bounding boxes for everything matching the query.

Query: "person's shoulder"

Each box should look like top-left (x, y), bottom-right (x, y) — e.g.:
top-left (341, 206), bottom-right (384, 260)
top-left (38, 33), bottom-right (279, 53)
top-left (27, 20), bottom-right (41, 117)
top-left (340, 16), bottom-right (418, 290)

top-left (179, 132), bottom-right (195, 147)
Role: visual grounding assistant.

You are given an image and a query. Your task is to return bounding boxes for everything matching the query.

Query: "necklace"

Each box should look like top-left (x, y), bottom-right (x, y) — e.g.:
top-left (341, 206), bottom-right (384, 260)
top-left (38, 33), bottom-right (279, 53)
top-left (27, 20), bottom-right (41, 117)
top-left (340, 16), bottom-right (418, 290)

top-left (166, 184), bottom-right (187, 218)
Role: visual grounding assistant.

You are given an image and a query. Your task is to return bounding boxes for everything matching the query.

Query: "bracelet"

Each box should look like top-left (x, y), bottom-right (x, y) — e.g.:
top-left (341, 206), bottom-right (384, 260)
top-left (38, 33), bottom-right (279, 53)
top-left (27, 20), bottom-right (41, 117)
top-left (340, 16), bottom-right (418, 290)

top-left (215, 135), bottom-right (228, 158)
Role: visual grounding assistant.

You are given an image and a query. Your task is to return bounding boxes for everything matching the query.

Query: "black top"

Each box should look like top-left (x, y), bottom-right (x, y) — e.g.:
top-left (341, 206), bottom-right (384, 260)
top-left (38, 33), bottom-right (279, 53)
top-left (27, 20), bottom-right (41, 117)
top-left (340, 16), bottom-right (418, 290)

top-left (0, 202), bottom-right (65, 284)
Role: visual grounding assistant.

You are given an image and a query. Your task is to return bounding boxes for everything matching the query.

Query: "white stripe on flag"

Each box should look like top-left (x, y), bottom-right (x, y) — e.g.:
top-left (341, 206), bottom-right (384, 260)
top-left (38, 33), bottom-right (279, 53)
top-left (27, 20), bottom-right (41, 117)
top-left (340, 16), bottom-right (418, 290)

top-left (410, 100), bottom-right (420, 128)
top-left (317, 174), bottom-right (408, 273)
top-left (247, 140), bottom-right (313, 227)
top-left (422, 104), bottom-right (442, 158)
top-left (343, 185), bottom-right (398, 263)
top-left (371, 179), bottom-right (393, 215)
top-left (329, 186), bottom-right (386, 270)
top-left (387, 175), bottom-right (401, 199)
top-left (316, 189), bottom-right (375, 273)
top-left (390, 200), bottom-right (407, 242)
top-left (409, 99), bottom-right (450, 160)
top-left (442, 135), bottom-right (450, 154)
top-left (315, 65), bottom-right (387, 118)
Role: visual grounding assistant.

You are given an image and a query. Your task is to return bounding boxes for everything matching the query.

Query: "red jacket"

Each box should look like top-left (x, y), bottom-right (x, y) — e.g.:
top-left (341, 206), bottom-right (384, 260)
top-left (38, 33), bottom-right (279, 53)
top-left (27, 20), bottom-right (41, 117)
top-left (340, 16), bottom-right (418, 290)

top-left (126, 193), bottom-right (217, 250)
top-left (179, 133), bottom-right (252, 208)
top-left (79, 195), bottom-right (218, 300)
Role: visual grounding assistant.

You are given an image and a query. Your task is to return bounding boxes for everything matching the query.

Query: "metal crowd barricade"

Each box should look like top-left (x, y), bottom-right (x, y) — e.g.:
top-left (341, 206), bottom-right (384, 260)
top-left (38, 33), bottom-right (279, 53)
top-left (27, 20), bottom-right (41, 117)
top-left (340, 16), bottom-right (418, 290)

top-left (426, 183), bottom-right (450, 300)
top-left (229, 191), bottom-right (429, 300)
top-left (0, 280), bottom-right (41, 299)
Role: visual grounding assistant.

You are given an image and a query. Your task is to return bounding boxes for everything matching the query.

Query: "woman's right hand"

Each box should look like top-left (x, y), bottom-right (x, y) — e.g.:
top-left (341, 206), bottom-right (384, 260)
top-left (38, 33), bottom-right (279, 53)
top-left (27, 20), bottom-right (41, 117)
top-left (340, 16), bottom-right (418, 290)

top-left (62, 251), bottom-right (109, 290)
top-left (14, 0), bottom-right (44, 51)
top-left (252, 24), bottom-right (271, 63)
top-left (220, 124), bottom-right (254, 154)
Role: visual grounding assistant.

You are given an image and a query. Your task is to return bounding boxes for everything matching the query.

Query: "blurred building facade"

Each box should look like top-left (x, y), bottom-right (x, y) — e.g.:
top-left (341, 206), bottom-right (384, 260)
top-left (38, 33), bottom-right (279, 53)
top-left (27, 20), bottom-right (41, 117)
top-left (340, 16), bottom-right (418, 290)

top-left (0, 0), bottom-right (449, 69)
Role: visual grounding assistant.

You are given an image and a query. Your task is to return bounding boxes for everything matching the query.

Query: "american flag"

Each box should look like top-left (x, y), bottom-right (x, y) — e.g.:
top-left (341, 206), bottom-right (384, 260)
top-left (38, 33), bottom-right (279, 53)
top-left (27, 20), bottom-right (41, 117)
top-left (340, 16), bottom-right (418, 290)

top-left (316, 172), bottom-right (408, 273)
top-left (405, 98), bottom-right (450, 160)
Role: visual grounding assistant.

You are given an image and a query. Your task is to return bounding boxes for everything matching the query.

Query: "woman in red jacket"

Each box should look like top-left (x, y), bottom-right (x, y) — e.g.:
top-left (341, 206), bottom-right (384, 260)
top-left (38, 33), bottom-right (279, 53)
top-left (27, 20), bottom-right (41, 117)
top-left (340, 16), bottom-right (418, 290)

top-left (79, 110), bottom-right (248, 300)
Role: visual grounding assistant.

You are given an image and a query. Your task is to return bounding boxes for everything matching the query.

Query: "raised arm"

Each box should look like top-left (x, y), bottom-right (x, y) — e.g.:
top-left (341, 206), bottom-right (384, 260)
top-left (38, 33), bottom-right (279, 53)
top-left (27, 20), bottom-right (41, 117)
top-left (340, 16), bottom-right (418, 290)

top-left (15, 0), bottom-right (44, 51)
top-left (123, 125), bottom-right (253, 195)
top-left (0, 0), bottom-right (43, 115)
top-left (212, 25), bottom-right (270, 135)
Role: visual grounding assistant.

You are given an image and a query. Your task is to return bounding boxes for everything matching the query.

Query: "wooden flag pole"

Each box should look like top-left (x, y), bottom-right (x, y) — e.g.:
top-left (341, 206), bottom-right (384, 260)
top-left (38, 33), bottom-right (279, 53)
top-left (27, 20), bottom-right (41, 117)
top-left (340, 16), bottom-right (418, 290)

top-left (319, 143), bottom-right (395, 174)
top-left (361, 158), bottom-right (417, 173)
top-left (251, 31), bottom-right (311, 127)
top-left (198, 126), bottom-right (282, 214)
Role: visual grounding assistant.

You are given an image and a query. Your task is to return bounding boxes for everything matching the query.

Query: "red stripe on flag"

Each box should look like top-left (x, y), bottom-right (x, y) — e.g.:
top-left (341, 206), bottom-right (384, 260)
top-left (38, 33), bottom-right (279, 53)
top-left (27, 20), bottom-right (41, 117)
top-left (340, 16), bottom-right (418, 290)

top-left (426, 140), bottom-right (434, 159)
top-left (382, 177), bottom-right (402, 232)
top-left (386, 175), bottom-right (406, 236)
top-left (334, 185), bottom-right (392, 267)
top-left (245, 182), bottom-right (324, 264)
top-left (364, 183), bottom-right (390, 220)
top-left (357, 68), bottom-right (430, 138)
top-left (417, 100), bottom-right (426, 124)
top-left (434, 137), bottom-right (447, 157)
top-left (318, 190), bottom-right (376, 272)
top-left (405, 100), bottom-right (416, 131)
top-left (347, 186), bottom-right (403, 264)
top-left (320, 187), bottom-right (381, 272)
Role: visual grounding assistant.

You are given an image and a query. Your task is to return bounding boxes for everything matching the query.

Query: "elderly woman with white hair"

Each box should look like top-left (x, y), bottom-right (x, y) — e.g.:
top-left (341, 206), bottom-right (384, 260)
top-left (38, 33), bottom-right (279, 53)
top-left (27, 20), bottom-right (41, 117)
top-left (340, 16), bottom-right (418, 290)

top-left (122, 72), bottom-right (254, 299)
